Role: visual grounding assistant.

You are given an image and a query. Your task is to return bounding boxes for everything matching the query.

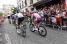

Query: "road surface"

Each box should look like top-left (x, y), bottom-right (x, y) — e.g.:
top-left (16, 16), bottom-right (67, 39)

top-left (1, 19), bottom-right (67, 44)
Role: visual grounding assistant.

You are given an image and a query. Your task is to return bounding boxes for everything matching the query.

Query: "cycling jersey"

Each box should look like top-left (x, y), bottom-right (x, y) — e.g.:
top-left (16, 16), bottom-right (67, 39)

top-left (17, 13), bottom-right (25, 25)
top-left (32, 12), bottom-right (42, 23)
top-left (32, 13), bottom-right (41, 19)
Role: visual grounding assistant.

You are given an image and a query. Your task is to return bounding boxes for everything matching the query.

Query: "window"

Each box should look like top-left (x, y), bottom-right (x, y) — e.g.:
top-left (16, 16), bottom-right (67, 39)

top-left (30, 0), bottom-right (33, 4)
top-left (22, 1), bottom-right (24, 8)
top-left (25, 0), bottom-right (27, 6)
top-left (20, 3), bottom-right (21, 9)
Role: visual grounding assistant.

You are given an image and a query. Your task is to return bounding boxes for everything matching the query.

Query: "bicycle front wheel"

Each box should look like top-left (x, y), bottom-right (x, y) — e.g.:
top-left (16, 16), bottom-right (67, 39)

top-left (38, 26), bottom-right (47, 37)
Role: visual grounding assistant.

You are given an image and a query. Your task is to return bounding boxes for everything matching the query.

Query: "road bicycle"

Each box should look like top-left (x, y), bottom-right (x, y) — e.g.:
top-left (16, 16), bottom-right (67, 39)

top-left (29, 19), bottom-right (47, 37)
top-left (16, 20), bottom-right (26, 37)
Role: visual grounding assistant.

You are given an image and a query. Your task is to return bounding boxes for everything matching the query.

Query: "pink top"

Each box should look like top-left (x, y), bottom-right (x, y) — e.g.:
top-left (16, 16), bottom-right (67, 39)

top-left (32, 13), bottom-right (41, 19)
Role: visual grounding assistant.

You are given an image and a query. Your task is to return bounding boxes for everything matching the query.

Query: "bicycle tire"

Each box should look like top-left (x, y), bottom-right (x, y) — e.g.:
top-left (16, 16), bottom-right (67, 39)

top-left (38, 26), bottom-right (47, 37)
top-left (20, 24), bottom-right (26, 37)
top-left (29, 23), bottom-right (35, 32)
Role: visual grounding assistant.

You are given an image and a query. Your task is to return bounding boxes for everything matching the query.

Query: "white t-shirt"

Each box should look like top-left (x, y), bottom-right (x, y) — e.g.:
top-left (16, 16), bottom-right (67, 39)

top-left (17, 13), bottom-right (24, 18)
top-left (63, 12), bottom-right (66, 16)
top-left (51, 16), bottom-right (56, 23)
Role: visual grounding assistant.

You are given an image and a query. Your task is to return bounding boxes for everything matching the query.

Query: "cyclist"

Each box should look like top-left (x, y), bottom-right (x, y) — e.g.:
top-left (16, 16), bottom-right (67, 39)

top-left (16, 12), bottom-right (25, 28)
top-left (31, 11), bottom-right (42, 31)
top-left (11, 13), bottom-right (18, 24)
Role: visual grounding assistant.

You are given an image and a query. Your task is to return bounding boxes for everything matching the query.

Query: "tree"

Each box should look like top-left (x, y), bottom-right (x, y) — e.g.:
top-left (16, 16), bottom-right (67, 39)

top-left (11, 7), bottom-right (17, 14)
top-left (0, 12), bottom-right (3, 16)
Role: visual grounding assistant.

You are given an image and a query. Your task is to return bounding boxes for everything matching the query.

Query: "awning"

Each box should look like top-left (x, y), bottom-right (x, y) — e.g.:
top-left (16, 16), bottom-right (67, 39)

top-left (33, 0), bottom-right (52, 7)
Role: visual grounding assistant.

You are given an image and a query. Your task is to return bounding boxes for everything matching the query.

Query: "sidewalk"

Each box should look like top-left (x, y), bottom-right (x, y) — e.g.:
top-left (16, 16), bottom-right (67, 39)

top-left (45, 23), bottom-right (67, 31)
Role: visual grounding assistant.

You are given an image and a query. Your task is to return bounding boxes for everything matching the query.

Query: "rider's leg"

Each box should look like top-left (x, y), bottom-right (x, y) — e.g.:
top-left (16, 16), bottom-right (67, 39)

top-left (33, 19), bottom-right (38, 31)
top-left (16, 18), bottom-right (22, 33)
top-left (17, 18), bottom-right (21, 29)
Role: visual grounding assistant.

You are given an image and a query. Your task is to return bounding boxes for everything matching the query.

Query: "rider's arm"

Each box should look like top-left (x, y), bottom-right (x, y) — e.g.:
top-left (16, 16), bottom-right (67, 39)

top-left (31, 14), bottom-right (33, 19)
top-left (31, 13), bottom-right (34, 23)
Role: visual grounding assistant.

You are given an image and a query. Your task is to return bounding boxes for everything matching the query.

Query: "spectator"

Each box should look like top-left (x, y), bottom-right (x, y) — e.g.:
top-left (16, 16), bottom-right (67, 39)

top-left (38, 9), bottom-right (44, 17)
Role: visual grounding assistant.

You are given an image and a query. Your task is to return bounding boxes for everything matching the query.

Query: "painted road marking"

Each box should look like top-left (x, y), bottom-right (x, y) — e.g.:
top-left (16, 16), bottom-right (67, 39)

top-left (5, 34), bottom-right (12, 44)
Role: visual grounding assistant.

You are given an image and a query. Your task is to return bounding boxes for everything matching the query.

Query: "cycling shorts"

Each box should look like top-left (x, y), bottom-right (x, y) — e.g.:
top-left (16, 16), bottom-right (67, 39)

top-left (34, 18), bottom-right (42, 23)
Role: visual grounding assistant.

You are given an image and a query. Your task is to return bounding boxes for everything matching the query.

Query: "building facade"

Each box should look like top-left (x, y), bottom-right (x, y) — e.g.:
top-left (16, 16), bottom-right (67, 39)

top-left (17, 0), bottom-right (27, 12)
top-left (17, 0), bottom-right (67, 12)
top-left (3, 4), bottom-right (14, 16)
top-left (17, 0), bottom-right (39, 12)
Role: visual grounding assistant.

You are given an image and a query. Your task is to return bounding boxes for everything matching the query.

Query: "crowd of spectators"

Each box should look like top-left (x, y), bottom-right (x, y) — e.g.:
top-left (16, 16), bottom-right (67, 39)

top-left (37, 4), bottom-right (67, 26)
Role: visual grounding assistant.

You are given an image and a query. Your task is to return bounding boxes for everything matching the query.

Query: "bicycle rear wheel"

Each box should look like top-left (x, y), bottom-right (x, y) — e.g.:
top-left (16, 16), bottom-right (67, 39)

top-left (29, 23), bottom-right (35, 32)
top-left (20, 25), bottom-right (26, 37)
